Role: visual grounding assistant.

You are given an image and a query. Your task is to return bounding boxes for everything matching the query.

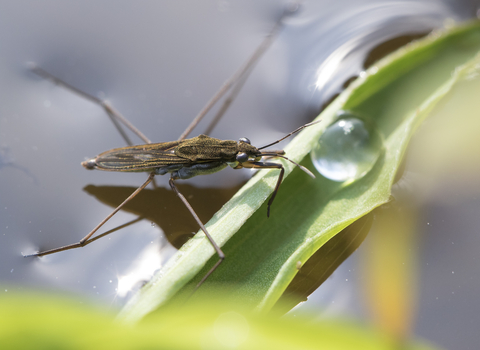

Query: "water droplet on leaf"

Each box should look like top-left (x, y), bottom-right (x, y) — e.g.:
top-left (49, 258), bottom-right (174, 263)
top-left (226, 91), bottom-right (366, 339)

top-left (311, 112), bottom-right (383, 182)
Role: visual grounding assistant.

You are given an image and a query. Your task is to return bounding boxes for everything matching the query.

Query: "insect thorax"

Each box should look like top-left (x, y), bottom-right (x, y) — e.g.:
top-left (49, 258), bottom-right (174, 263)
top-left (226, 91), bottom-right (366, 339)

top-left (174, 135), bottom-right (238, 162)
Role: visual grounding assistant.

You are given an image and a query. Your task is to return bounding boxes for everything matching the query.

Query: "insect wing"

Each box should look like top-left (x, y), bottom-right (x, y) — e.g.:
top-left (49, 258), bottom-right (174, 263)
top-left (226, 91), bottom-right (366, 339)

top-left (94, 141), bottom-right (188, 171)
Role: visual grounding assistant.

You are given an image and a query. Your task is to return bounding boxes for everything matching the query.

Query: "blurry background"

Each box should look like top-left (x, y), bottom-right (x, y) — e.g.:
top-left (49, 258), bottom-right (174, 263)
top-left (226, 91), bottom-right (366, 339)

top-left (0, 0), bottom-right (479, 349)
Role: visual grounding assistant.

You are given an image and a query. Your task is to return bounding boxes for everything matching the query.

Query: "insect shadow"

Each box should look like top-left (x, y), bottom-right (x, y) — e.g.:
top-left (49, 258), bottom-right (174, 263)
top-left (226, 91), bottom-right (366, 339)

top-left (83, 182), bottom-right (244, 249)
top-left (25, 3), bottom-right (317, 291)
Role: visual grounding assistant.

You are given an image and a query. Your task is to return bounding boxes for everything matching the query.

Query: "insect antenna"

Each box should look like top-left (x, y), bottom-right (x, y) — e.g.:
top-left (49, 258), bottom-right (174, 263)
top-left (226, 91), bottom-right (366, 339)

top-left (258, 120), bottom-right (320, 150)
top-left (260, 152), bottom-right (315, 178)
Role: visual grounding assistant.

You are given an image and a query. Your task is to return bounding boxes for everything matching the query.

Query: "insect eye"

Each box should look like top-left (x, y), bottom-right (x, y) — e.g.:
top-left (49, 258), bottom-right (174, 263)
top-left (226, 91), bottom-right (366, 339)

top-left (236, 152), bottom-right (249, 163)
top-left (239, 137), bottom-right (250, 144)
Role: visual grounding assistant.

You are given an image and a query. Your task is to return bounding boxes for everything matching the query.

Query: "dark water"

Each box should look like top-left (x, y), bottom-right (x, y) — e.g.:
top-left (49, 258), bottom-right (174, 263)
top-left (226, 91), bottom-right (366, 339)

top-left (0, 0), bottom-right (479, 349)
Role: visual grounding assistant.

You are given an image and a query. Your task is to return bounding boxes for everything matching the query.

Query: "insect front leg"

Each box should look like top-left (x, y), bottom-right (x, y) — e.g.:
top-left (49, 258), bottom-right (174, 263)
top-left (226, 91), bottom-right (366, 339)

top-left (242, 161), bottom-right (284, 217)
top-left (168, 175), bottom-right (225, 291)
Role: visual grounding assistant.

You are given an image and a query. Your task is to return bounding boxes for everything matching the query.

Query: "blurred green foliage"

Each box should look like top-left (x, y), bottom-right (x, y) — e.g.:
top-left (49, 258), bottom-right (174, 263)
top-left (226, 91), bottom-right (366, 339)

top-left (0, 291), bottom-right (441, 349)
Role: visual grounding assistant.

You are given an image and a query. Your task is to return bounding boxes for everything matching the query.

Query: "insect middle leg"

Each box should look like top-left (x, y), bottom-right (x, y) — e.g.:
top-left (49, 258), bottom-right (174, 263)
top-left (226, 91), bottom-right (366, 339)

top-left (169, 176), bottom-right (225, 291)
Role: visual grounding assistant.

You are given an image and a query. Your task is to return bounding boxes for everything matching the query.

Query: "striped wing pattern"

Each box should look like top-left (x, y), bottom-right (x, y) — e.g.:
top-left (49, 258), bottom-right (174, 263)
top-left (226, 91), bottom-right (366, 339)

top-left (94, 141), bottom-right (189, 171)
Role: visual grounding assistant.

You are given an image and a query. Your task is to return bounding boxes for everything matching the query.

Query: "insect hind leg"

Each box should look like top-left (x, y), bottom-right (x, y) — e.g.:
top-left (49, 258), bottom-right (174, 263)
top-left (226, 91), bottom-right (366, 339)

top-left (24, 173), bottom-right (156, 257)
top-left (178, 2), bottom-right (301, 140)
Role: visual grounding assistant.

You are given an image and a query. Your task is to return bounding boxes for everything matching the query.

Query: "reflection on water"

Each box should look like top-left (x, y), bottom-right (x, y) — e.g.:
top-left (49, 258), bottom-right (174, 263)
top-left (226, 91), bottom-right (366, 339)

top-left (116, 243), bottom-right (163, 298)
top-left (0, 146), bottom-right (37, 183)
top-left (305, 2), bottom-right (453, 104)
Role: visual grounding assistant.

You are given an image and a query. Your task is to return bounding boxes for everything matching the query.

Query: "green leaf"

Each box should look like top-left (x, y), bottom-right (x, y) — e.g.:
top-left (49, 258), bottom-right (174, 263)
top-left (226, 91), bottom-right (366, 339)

top-left (119, 21), bottom-right (480, 323)
top-left (276, 213), bottom-right (374, 314)
top-left (0, 292), bottom-right (442, 350)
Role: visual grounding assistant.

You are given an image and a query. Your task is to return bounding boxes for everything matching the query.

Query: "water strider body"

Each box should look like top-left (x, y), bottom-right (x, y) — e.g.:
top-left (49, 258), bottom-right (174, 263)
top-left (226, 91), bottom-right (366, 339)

top-left (82, 129), bottom-right (316, 218)
top-left (82, 134), bottom-right (264, 178)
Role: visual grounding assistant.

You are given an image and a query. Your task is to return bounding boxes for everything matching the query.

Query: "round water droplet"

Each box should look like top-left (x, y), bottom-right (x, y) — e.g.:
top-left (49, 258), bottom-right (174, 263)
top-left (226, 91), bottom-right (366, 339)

top-left (311, 112), bottom-right (383, 182)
